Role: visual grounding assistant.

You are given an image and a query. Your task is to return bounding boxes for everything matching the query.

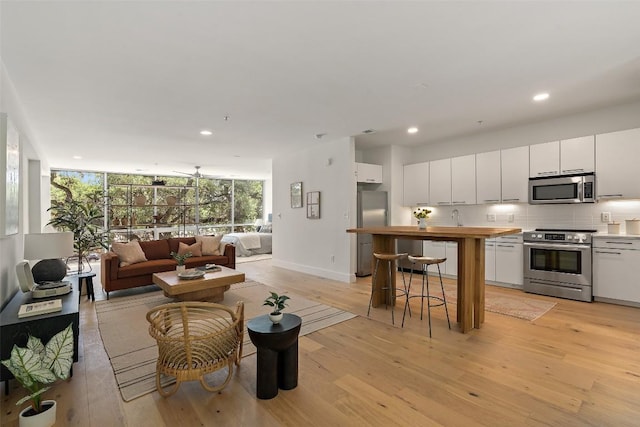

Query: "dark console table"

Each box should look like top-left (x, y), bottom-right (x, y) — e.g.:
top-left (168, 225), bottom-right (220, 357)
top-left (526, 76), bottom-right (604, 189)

top-left (247, 314), bottom-right (302, 399)
top-left (0, 277), bottom-right (80, 394)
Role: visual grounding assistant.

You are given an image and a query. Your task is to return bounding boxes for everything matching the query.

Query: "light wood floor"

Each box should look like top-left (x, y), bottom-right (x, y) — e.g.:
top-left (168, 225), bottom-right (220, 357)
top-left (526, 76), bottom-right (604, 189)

top-left (2, 260), bottom-right (639, 426)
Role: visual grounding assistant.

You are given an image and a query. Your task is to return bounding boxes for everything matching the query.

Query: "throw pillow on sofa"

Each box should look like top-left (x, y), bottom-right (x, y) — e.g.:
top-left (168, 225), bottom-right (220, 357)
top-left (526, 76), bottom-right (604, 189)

top-left (139, 239), bottom-right (172, 260)
top-left (112, 240), bottom-right (148, 267)
top-left (178, 241), bottom-right (202, 257)
top-left (195, 235), bottom-right (223, 255)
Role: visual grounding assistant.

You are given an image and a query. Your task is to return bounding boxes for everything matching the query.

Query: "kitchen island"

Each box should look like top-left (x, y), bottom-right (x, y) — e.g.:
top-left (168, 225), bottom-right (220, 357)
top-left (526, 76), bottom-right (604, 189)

top-left (347, 226), bottom-right (521, 333)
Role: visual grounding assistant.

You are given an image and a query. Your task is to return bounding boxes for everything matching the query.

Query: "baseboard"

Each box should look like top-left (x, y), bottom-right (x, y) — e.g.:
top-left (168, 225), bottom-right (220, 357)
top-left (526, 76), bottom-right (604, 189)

top-left (271, 259), bottom-right (352, 283)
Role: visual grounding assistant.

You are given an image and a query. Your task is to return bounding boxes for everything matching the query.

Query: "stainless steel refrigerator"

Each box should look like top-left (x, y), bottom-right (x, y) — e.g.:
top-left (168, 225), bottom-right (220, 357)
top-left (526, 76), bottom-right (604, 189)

top-left (356, 191), bottom-right (388, 277)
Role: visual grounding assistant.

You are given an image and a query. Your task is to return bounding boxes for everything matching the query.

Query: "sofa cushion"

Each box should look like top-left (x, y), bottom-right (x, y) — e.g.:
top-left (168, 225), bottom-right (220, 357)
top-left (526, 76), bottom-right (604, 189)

top-left (117, 259), bottom-right (176, 279)
top-left (178, 241), bottom-right (202, 257)
top-left (111, 240), bottom-right (148, 267)
top-left (168, 237), bottom-right (197, 254)
top-left (139, 239), bottom-right (171, 260)
top-left (195, 235), bottom-right (223, 256)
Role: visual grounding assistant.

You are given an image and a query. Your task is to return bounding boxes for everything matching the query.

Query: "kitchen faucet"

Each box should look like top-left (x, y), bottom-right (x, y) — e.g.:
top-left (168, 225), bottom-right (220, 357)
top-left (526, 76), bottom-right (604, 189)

top-left (452, 209), bottom-right (462, 226)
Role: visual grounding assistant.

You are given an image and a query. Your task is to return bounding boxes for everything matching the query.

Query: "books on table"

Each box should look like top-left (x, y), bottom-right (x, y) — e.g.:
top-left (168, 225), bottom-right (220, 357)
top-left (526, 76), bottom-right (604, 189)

top-left (18, 299), bottom-right (63, 318)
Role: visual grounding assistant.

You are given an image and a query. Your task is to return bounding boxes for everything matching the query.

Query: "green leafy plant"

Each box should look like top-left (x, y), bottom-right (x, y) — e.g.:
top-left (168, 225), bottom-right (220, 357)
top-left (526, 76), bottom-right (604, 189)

top-left (47, 196), bottom-right (108, 274)
top-left (263, 292), bottom-right (290, 315)
top-left (1, 324), bottom-right (74, 414)
top-left (413, 208), bottom-right (432, 219)
top-left (171, 251), bottom-right (192, 266)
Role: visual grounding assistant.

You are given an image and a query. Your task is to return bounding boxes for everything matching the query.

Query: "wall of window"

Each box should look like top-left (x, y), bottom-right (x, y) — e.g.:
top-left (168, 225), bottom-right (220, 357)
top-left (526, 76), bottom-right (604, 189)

top-left (51, 170), bottom-right (265, 241)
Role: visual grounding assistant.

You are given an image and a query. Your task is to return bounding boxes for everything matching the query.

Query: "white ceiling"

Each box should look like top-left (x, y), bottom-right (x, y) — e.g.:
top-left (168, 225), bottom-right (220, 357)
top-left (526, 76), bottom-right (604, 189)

top-left (2, 1), bottom-right (640, 180)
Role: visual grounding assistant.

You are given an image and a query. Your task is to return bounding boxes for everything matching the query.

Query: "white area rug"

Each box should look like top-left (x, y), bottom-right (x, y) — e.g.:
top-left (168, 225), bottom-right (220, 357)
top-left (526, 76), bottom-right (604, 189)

top-left (95, 280), bottom-right (355, 402)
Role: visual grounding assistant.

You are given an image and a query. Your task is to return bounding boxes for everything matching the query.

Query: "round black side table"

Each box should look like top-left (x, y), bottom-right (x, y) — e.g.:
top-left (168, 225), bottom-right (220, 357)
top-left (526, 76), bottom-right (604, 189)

top-left (247, 313), bottom-right (302, 399)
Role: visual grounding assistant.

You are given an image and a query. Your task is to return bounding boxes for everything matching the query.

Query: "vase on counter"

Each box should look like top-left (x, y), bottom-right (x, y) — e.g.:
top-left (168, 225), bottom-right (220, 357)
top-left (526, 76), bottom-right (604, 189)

top-left (176, 265), bottom-right (186, 274)
top-left (418, 218), bottom-right (426, 229)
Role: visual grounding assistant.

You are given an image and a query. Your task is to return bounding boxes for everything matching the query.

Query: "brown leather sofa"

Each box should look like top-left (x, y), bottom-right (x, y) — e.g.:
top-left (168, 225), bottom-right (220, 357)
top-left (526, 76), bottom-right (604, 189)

top-left (101, 237), bottom-right (236, 299)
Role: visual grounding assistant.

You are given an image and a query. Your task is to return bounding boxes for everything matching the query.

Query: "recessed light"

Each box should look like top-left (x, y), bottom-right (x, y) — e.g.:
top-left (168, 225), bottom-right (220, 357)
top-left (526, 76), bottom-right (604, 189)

top-left (200, 130), bottom-right (213, 136)
top-left (407, 127), bottom-right (418, 134)
top-left (314, 133), bottom-right (327, 139)
top-left (72, 155), bottom-right (82, 160)
top-left (362, 129), bottom-right (376, 134)
top-left (533, 92), bottom-right (550, 102)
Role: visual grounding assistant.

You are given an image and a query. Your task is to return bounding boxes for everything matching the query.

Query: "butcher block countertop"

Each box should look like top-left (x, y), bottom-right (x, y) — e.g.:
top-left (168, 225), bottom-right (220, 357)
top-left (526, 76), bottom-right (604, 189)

top-left (346, 225), bottom-right (522, 239)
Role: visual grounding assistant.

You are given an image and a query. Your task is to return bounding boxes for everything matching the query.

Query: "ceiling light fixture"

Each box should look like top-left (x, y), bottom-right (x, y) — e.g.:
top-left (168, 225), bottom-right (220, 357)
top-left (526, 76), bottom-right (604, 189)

top-left (407, 127), bottom-right (418, 134)
top-left (200, 130), bottom-right (213, 136)
top-left (315, 133), bottom-right (327, 139)
top-left (72, 155), bottom-right (82, 160)
top-left (533, 92), bottom-right (550, 102)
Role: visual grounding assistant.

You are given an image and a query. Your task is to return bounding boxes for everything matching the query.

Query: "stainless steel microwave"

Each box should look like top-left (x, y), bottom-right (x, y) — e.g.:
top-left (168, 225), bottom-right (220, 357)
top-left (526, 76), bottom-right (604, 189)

top-left (528, 172), bottom-right (595, 204)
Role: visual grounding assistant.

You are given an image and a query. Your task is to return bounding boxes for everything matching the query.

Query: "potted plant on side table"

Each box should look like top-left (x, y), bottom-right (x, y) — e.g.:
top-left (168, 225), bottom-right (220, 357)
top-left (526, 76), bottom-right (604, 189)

top-left (263, 291), bottom-right (290, 324)
top-left (171, 251), bottom-right (192, 273)
top-left (1, 324), bottom-right (74, 427)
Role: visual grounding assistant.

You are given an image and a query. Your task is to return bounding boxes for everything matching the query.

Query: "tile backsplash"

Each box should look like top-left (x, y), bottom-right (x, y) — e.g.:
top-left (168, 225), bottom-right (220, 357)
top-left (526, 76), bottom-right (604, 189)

top-left (417, 200), bottom-right (640, 232)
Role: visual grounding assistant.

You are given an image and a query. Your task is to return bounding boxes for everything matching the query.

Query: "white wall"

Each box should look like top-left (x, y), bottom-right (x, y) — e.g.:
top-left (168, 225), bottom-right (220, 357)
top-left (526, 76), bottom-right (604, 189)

top-left (272, 137), bottom-right (356, 282)
top-left (1, 61), bottom-right (46, 307)
top-left (412, 99), bottom-right (640, 162)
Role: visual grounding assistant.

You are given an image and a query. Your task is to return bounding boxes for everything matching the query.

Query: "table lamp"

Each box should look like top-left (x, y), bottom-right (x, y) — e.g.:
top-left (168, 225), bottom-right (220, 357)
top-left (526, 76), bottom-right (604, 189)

top-left (23, 232), bottom-right (74, 284)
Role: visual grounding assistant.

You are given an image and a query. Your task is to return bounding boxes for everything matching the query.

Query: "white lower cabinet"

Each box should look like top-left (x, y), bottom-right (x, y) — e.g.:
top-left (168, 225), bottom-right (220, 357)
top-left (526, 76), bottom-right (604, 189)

top-left (422, 241), bottom-right (448, 275)
top-left (485, 239), bottom-right (496, 282)
top-left (494, 235), bottom-right (523, 287)
top-left (593, 238), bottom-right (640, 304)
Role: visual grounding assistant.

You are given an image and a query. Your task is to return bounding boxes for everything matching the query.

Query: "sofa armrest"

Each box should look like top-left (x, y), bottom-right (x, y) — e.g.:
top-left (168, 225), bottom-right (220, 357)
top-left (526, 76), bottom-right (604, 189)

top-left (101, 251), bottom-right (120, 289)
top-left (224, 244), bottom-right (236, 269)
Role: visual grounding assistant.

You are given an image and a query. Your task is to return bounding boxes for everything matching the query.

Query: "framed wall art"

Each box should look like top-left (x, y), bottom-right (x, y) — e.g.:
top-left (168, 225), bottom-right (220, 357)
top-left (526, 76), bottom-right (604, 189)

top-left (1, 114), bottom-right (20, 236)
top-left (290, 182), bottom-right (303, 208)
top-left (306, 191), bottom-right (320, 219)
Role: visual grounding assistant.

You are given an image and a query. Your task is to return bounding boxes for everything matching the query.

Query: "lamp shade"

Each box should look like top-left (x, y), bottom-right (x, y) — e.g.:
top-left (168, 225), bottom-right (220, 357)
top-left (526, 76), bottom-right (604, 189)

top-left (24, 232), bottom-right (74, 284)
top-left (24, 232), bottom-right (74, 260)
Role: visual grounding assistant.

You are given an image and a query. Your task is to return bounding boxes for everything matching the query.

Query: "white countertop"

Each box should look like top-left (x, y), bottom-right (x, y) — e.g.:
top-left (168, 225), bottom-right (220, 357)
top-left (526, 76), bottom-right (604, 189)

top-left (594, 233), bottom-right (640, 239)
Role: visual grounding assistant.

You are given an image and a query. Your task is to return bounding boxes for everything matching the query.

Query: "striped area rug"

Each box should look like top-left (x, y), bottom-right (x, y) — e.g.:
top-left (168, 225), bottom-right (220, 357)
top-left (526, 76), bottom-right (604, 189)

top-left (95, 280), bottom-right (355, 402)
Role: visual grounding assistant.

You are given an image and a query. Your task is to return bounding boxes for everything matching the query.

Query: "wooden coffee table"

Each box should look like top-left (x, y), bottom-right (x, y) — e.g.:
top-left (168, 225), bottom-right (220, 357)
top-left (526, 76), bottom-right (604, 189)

top-left (152, 267), bottom-right (245, 302)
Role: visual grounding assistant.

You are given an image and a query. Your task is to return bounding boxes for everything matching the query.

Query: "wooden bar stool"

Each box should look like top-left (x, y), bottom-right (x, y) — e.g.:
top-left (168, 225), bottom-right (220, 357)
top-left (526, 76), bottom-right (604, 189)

top-left (367, 252), bottom-right (410, 326)
top-left (402, 255), bottom-right (451, 337)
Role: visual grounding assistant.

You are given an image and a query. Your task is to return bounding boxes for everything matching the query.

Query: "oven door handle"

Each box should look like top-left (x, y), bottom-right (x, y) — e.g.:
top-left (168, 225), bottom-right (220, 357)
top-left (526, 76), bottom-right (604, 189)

top-left (524, 242), bottom-right (591, 251)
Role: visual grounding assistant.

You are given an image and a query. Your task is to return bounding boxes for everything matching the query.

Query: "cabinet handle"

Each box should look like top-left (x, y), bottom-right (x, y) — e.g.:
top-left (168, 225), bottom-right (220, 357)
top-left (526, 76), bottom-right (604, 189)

top-left (561, 168), bottom-right (584, 173)
top-left (437, 201), bottom-right (451, 205)
top-left (483, 199), bottom-right (499, 203)
top-left (598, 194), bottom-right (623, 198)
top-left (452, 201), bottom-right (466, 204)
top-left (536, 171), bottom-right (557, 176)
top-left (502, 198), bottom-right (520, 202)
top-left (604, 241), bottom-right (633, 245)
top-left (595, 250), bottom-right (621, 255)
top-left (497, 244), bottom-right (515, 248)
top-left (416, 202), bottom-right (430, 206)
top-left (366, 179), bottom-right (376, 182)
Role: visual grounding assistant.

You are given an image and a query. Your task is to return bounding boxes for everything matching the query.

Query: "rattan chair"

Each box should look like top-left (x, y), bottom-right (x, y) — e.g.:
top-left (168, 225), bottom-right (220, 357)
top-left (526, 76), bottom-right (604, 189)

top-left (146, 301), bottom-right (244, 397)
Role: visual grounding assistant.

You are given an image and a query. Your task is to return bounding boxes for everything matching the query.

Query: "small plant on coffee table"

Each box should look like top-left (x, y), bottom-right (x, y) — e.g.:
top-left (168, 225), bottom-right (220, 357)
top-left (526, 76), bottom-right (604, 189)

top-left (171, 251), bottom-right (192, 266)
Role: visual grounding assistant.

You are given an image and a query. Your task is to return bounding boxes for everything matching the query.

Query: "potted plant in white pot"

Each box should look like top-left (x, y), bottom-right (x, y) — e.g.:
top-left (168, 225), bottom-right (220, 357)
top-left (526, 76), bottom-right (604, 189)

top-left (171, 251), bottom-right (192, 273)
top-left (1, 324), bottom-right (74, 427)
top-left (263, 291), bottom-right (290, 324)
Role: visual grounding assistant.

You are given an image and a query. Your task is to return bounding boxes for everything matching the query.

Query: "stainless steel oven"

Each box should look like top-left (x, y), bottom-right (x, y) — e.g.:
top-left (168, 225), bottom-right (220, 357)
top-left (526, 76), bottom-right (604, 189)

top-left (523, 229), bottom-right (594, 302)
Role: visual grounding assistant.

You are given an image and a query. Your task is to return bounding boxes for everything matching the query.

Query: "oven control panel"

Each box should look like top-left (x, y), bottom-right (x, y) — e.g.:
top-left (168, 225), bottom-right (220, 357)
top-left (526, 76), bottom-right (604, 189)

top-left (524, 231), bottom-right (592, 244)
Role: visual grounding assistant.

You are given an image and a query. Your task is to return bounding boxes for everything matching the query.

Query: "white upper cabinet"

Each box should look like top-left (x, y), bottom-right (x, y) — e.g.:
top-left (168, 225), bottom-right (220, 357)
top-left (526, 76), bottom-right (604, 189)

top-left (529, 141), bottom-right (560, 177)
top-left (356, 162), bottom-right (383, 183)
top-left (560, 135), bottom-right (595, 174)
top-left (403, 162), bottom-right (429, 206)
top-left (451, 154), bottom-right (476, 205)
top-left (596, 127), bottom-right (640, 200)
top-left (476, 150), bottom-right (501, 204)
top-left (429, 158), bottom-right (452, 206)
top-left (501, 146), bottom-right (529, 203)
top-left (530, 137), bottom-right (595, 177)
